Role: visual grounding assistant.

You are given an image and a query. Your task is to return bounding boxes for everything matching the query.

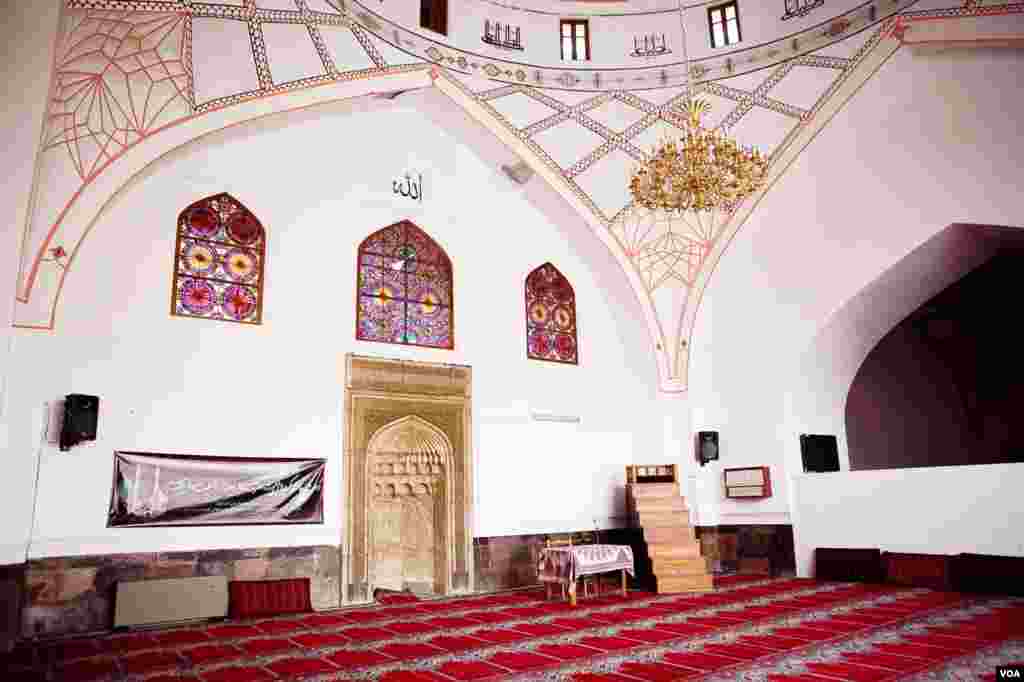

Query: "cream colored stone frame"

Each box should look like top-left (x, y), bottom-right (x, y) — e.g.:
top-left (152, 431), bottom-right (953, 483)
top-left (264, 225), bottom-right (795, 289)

top-left (342, 354), bottom-right (473, 603)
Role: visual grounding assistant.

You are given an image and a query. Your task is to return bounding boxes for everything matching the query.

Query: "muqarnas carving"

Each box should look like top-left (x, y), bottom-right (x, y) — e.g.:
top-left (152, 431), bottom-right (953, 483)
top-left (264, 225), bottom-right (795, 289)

top-left (172, 194), bottom-right (265, 324)
top-left (526, 263), bottom-right (578, 364)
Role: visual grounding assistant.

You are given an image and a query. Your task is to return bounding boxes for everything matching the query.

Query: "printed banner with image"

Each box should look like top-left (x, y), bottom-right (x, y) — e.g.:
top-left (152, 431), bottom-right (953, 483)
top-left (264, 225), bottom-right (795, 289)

top-left (107, 451), bottom-right (324, 527)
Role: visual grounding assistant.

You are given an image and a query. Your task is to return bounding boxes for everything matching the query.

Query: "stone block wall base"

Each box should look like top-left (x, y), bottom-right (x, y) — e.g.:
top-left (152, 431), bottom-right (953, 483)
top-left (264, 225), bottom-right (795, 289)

top-left (1, 564), bottom-right (26, 654)
top-left (696, 525), bottom-right (795, 575)
top-left (473, 529), bottom-right (641, 593)
top-left (22, 545), bottom-right (341, 639)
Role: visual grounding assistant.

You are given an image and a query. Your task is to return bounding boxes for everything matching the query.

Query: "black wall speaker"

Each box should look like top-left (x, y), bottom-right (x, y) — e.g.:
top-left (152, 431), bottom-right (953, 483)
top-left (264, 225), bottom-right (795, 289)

top-left (697, 431), bottom-right (719, 466)
top-left (799, 434), bottom-right (840, 472)
top-left (60, 394), bottom-right (99, 452)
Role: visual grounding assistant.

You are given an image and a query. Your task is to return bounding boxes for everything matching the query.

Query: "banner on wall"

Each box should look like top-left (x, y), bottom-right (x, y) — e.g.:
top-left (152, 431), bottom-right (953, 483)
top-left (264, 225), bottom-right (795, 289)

top-left (107, 451), bottom-right (325, 527)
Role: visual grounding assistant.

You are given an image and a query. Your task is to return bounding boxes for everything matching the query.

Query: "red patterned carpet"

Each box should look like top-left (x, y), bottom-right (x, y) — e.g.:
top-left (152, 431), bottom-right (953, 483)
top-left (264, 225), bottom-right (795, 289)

top-left (3, 575), bottom-right (1022, 681)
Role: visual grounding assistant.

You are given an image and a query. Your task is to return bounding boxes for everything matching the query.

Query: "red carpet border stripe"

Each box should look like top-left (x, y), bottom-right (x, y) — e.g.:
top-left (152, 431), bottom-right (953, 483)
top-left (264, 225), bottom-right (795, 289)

top-left (695, 599), bottom-right (1024, 682)
top-left (501, 588), bottom-right (980, 681)
top-left (332, 584), bottom-right (923, 680)
top-left (331, 582), bottom-right (900, 679)
top-left (8, 578), bottom-right (1023, 681)
top-left (903, 638), bottom-right (1024, 681)
top-left (3, 577), bottom-right (836, 679)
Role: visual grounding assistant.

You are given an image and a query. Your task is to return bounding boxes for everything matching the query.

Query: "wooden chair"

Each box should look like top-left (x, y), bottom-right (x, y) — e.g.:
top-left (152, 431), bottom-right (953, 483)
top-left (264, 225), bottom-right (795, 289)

top-left (544, 534), bottom-right (600, 601)
top-left (543, 535), bottom-right (572, 601)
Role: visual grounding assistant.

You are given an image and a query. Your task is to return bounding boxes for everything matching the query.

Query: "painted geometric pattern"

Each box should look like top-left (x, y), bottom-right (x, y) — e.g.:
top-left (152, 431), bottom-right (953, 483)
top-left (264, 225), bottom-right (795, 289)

top-left (526, 264), bottom-right (578, 365)
top-left (357, 221), bottom-right (453, 350)
top-left (445, 39), bottom-right (867, 294)
top-left (20, 0), bottom-right (423, 306)
top-left (44, 9), bottom-right (191, 182)
top-left (172, 194), bottom-right (265, 325)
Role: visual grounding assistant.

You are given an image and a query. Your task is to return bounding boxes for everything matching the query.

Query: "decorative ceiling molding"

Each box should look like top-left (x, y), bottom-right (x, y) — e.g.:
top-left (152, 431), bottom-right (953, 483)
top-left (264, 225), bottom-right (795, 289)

top-left (347, 0), bottom-right (919, 91)
top-left (473, 0), bottom-right (678, 16)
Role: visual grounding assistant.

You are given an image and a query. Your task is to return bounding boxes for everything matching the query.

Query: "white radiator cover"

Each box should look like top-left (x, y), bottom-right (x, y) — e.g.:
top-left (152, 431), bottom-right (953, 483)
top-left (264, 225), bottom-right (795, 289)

top-left (114, 576), bottom-right (228, 628)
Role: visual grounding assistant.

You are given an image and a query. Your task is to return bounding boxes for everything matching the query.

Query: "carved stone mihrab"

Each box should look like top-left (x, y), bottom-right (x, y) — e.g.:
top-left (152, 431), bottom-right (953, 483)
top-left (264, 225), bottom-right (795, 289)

top-left (343, 355), bottom-right (472, 603)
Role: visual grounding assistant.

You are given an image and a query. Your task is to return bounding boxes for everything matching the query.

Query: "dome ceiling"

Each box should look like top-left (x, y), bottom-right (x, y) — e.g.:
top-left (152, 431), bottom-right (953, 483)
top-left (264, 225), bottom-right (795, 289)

top-left (13, 0), bottom-right (1010, 391)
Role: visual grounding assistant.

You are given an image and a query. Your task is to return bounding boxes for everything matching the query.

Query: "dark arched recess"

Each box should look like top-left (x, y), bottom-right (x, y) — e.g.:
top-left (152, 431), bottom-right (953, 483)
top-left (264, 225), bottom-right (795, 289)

top-left (846, 248), bottom-right (1024, 469)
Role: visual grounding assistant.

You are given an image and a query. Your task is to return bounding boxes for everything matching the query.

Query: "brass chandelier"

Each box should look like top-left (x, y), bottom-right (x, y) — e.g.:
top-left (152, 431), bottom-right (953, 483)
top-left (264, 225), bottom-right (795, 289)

top-left (629, 99), bottom-right (769, 213)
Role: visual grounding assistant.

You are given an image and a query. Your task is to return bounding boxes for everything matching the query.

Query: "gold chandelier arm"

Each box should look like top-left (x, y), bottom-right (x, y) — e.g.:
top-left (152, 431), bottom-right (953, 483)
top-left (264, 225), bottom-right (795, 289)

top-left (629, 100), bottom-right (767, 215)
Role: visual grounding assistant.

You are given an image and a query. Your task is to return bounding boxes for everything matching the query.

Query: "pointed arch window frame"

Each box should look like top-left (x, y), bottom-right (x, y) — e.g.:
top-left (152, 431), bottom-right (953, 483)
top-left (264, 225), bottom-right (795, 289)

top-left (171, 193), bottom-right (266, 325)
top-left (525, 262), bottom-right (579, 365)
top-left (355, 220), bottom-right (455, 350)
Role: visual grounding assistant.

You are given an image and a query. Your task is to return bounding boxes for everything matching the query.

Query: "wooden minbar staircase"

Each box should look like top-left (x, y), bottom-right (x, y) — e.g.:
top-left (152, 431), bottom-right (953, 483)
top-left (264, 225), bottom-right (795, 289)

top-left (626, 464), bottom-right (713, 593)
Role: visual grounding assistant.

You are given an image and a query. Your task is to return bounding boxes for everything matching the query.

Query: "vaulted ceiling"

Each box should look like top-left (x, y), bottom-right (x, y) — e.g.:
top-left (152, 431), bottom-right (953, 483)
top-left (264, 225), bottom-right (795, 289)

top-left (14, 0), bottom-right (1006, 390)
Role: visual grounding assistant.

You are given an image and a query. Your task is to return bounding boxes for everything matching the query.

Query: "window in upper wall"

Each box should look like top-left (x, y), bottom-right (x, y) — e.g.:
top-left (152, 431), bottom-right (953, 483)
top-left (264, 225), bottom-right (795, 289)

top-left (560, 19), bottom-right (590, 61)
top-left (356, 220), bottom-right (453, 349)
top-left (526, 263), bottom-right (578, 364)
top-left (172, 193), bottom-right (265, 325)
top-left (420, 0), bottom-right (448, 35)
top-left (708, 1), bottom-right (742, 48)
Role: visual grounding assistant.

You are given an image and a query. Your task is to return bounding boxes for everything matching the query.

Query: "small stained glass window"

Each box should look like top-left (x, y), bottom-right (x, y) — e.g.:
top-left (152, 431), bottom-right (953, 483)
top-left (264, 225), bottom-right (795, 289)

top-left (526, 263), bottom-right (578, 364)
top-left (356, 220), bottom-right (453, 349)
top-left (172, 193), bottom-right (265, 324)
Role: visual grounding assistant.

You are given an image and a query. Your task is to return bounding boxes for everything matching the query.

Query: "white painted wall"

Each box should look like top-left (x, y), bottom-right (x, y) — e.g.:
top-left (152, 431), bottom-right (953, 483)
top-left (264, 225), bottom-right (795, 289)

top-left (688, 46), bottom-right (1024, 564)
top-left (0, 1), bottom-right (62, 565)
top-left (791, 465), bottom-right (1024, 576)
top-left (1, 96), bottom-right (662, 563)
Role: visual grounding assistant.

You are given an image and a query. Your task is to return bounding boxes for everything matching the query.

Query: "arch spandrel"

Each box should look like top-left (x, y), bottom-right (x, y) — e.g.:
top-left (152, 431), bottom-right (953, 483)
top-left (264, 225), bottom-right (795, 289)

top-left (16, 0), bottom-right (957, 392)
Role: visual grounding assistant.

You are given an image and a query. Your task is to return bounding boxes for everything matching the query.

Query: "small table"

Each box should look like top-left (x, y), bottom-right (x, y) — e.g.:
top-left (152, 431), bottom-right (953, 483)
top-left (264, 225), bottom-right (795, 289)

top-left (538, 544), bottom-right (635, 607)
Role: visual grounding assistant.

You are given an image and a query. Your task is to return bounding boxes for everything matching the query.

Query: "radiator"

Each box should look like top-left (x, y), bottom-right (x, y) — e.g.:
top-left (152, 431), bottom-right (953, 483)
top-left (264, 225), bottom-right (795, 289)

top-left (114, 576), bottom-right (228, 628)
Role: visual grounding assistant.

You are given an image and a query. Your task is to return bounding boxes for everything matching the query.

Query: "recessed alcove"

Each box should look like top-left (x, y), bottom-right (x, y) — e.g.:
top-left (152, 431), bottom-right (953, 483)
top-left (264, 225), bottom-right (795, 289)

top-left (846, 239), bottom-right (1024, 470)
top-left (342, 354), bottom-right (473, 602)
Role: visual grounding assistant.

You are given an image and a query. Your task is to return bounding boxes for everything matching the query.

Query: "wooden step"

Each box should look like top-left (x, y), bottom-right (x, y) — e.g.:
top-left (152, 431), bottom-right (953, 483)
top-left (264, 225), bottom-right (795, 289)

top-left (649, 544), bottom-right (704, 560)
top-left (642, 526), bottom-right (696, 544)
top-left (655, 574), bottom-right (714, 594)
top-left (635, 511), bottom-right (692, 528)
top-left (632, 497), bottom-right (688, 513)
top-left (651, 557), bottom-right (710, 575)
top-left (627, 482), bottom-right (680, 498)
top-left (648, 545), bottom-right (702, 561)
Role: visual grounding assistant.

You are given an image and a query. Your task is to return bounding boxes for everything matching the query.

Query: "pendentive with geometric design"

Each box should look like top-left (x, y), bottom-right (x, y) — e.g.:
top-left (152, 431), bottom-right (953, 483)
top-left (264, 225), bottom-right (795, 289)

top-left (171, 193), bottom-right (265, 325)
top-left (357, 220), bottom-right (454, 350)
top-left (526, 263), bottom-right (578, 364)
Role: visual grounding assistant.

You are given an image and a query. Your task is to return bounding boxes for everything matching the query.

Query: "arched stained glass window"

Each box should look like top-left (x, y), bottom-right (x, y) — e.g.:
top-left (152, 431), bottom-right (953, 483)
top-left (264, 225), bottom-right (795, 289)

top-left (172, 193), bottom-right (265, 324)
top-left (356, 220), bottom-right (453, 349)
top-left (526, 263), bottom-right (578, 364)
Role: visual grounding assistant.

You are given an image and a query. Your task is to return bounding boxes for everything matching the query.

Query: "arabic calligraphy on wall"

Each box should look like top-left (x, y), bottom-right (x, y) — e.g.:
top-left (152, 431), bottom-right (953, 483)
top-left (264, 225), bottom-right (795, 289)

top-left (393, 172), bottom-right (424, 203)
top-left (782, 0), bottom-right (826, 21)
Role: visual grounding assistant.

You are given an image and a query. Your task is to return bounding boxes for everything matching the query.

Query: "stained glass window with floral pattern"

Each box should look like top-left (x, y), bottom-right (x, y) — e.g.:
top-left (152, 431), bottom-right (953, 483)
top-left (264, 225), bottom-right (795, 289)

top-left (172, 194), bottom-right (265, 325)
top-left (356, 220), bottom-right (453, 349)
top-left (526, 263), bottom-right (578, 364)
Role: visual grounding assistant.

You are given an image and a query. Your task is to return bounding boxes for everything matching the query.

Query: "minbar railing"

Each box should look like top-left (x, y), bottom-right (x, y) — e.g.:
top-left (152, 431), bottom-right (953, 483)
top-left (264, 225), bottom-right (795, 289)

top-left (626, 463), bottom-right (678, 485)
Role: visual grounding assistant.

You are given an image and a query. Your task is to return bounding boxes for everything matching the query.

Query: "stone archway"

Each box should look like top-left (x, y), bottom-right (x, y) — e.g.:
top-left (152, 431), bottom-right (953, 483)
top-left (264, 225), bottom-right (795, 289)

top-left (342, 355), bottom-right (473, 603)
top-left (366, 416), bottom-right (453, 595)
